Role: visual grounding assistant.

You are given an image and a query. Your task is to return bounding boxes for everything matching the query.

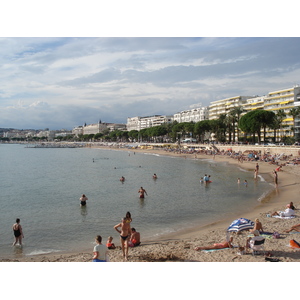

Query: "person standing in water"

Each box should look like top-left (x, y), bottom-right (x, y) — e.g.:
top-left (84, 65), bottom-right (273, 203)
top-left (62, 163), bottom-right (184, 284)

top-left (138, 187), bottom-right (147, 198)
top-left (12, 218), bottom-right (24, 246)
top-left (80, 194), bottom-right (88, 206)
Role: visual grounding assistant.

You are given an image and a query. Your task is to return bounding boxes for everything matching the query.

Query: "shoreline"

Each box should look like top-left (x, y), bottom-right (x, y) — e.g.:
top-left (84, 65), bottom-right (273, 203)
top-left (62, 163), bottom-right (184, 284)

top-left (2, 145), bottom-right (300, 262)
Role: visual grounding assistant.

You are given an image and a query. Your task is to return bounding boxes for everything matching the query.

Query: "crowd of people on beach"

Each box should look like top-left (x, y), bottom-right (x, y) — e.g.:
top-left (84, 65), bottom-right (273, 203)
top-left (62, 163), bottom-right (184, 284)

top-left (193, 200), bottom-right (299, 256)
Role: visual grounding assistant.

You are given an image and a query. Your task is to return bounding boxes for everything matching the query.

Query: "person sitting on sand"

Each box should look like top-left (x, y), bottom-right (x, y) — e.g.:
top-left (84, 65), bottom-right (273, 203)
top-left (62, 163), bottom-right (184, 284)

top-left (249, 218), bottom-right (264, 233)
top-left (129, 228), bottom-right (140, 247)
top-left (289, 202), bottom-right (296, 210)
top-left (245, 230), bottom-right (264, 251)
top-left (194, 236), bottom-right (233, 251)
top-left (271, 204), bottom-right (295, 217)
top-left (106, 236), bottom-right (116, 249)
top-left (284, 224), bottom-right (300, 233)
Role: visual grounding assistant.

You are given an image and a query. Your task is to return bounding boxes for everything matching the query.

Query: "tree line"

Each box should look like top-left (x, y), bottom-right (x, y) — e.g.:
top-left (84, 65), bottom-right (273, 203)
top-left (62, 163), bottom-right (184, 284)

top-left (2, 107), bottom-right (300, 144)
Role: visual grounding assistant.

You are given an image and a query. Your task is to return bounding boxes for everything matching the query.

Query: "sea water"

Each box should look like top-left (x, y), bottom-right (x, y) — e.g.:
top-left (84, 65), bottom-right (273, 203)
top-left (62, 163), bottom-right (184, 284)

top-left (0, 144), bottom-right (273, 258)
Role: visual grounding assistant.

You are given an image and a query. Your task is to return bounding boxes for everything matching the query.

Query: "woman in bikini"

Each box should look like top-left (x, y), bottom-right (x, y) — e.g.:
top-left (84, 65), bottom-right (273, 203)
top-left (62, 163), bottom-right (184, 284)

top-left (114, 217), bottom-right (132, 260)
top-left (12, 218), bottom-right (24, 246)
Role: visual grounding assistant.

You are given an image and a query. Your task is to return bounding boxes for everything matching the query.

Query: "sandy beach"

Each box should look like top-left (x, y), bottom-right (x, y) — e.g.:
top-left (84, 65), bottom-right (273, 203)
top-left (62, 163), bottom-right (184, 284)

top-left (3, 144), bottom-right (300, 263)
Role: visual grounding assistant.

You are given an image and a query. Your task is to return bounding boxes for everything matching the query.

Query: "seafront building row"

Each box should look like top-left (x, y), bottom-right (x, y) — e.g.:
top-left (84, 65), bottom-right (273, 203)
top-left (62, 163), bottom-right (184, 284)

top-left (125, 85), bottom-right (300, 140)
top-left (2, 85), bottom-right (300, 141)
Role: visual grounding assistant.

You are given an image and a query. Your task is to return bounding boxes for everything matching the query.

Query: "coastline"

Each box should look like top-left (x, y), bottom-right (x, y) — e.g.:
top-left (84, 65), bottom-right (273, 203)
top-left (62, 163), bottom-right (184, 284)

top-left (2, 145), bottom-right (300, 262)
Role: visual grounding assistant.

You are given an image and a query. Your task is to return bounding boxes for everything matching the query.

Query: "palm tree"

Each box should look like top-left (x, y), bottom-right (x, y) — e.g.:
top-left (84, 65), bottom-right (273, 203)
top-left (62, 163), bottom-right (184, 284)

top-left (229, 106), bottom-right (244, 142)
top-left (276, 109), bottom-right (287, 141)
top-left (289, 107), bottom-right (300, 139)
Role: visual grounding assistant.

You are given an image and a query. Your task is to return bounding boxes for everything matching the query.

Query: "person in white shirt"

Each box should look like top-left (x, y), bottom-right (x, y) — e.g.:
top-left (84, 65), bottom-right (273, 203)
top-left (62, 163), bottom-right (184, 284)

top-left (92, 235), bottom-right (108, 262)
top-left (271, 204), bottom-right (295, 217)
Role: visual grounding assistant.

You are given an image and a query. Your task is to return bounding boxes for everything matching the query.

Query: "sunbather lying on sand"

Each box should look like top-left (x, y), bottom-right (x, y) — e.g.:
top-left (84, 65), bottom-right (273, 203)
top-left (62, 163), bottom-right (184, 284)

top-left (195, 237), bottom-right (233, 251)
top-left (284, 224), bottom-right (300, 233)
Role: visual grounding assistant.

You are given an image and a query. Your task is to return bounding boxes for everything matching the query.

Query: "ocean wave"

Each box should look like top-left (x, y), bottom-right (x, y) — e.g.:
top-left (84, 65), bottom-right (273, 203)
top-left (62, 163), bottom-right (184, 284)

top-left (257, 189), bottom-right (273, 202)
top-left (27, 249), bottom-right (62, 256)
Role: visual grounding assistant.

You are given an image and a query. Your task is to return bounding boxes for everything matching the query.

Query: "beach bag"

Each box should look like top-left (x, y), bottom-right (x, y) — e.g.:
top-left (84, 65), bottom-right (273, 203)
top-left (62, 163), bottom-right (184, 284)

top-left (272, 232), bottom-right (280, 239)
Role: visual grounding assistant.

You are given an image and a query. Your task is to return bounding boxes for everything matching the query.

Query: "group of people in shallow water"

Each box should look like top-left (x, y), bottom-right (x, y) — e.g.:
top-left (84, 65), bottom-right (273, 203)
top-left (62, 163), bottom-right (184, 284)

top-left (92, 211), bottom-right (141, 262)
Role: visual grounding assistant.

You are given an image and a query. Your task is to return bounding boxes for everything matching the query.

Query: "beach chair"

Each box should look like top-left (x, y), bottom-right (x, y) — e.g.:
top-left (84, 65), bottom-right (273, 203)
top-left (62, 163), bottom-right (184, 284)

top-left (250, 238), bottom-right (265, 256)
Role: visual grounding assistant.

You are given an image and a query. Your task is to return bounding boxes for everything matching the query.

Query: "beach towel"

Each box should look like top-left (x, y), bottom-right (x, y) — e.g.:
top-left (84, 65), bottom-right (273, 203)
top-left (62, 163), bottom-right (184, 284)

top-left (202, 248), bottom-right (231, 253)
top-left (201, 245), bottom-right (237, 253)
top-left (247, 233), bottom-right (273, 239)
top-left (272, 215), bottom-right (295, 219)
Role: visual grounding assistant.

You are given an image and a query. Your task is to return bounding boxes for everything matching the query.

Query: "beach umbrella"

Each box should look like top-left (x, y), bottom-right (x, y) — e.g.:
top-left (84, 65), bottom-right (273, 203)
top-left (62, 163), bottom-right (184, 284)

top-left (227, 218), bottom-right (254, 232)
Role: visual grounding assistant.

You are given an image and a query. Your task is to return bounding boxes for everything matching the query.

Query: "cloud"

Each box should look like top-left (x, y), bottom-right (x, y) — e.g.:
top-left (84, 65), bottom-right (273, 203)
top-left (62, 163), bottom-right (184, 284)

top-left (1, 37), bottom-right (300, 129)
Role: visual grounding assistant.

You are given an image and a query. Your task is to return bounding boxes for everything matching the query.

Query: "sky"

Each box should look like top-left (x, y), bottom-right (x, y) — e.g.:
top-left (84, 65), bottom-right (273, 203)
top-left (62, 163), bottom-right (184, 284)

top-left (1, 2), bottom-right (300, 131)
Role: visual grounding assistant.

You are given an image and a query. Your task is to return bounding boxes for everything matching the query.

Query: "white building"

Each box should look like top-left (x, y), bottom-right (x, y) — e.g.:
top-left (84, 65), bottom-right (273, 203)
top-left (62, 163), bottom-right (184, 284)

top-left (209, 96), bottom-right (252, 120)
top-left (127, 115), bottom-right (173, 131)
top-left (173, 107), bottom-right (208, 123)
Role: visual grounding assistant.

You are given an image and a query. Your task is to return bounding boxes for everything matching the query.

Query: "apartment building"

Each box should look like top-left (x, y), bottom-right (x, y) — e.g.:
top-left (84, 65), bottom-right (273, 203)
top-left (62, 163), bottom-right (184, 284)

top-left (242, 96), bottom-right (265, 113)
top-left (127, 115), bottom-right (173, 131)
top-left (173, 107), bottom-right (208, 123)
top-left (264, 86), bottom-right (300, 139)
top-left (208, 96), bottom-right (252, 120)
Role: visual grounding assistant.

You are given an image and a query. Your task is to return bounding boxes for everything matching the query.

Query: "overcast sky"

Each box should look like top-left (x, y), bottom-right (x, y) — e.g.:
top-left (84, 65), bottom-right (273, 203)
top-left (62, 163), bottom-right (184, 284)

top-left (1, 0), bottom-right (300, 130)
top-left (1, 37), bottom-right (300, 130)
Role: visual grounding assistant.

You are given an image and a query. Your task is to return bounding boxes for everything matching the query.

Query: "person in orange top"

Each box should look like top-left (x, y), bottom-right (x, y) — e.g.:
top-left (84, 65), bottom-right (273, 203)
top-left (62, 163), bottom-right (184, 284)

top-left (106, 236), bottom-right (116, 249)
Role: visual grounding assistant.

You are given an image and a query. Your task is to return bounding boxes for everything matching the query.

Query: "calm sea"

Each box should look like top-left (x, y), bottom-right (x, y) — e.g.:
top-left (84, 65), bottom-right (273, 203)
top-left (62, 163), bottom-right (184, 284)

top-left (0, 144), bottom-right (273, 258)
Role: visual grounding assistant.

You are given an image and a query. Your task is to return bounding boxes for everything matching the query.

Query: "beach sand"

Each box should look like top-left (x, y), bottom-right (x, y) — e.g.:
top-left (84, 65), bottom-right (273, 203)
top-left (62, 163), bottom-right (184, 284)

top-left (3, 145), bottom-right (300, 263)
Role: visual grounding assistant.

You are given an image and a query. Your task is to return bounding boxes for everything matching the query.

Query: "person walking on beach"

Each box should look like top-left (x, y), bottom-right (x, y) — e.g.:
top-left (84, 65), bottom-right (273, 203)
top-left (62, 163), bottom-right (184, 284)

top-left (12, 218), bottom-right (24, 246)
top-left (80, 194), bottom-right (88, 206)
top-left (255, 163), bottom-right (259, 174)
top-left (92, 235), bottom-right (108, 262)
top-left (114, 217), bottom-right (132, 260)
top-left (138, 187), bottom-right (147, 198)
top-left (273, 170), bottom-right (278, 187)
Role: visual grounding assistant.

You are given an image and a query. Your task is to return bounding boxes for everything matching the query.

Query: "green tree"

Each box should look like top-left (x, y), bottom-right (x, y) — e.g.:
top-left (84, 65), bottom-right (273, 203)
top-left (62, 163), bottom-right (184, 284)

top-left (289, 107), bottom-right (300, 139)
top-left (276, 109), bottom-right (287, 141)
top-left (239, 110), bottom-right (275, 143)
top-left (194, 120), bottom-right (211, 143)
top-left (229, 106), bottom-right (244, 142)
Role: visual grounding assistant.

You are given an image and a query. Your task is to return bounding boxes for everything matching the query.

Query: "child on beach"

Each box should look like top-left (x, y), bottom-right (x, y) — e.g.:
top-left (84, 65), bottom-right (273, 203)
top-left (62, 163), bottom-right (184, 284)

top-left (106, 236), bottom-right (116, 249)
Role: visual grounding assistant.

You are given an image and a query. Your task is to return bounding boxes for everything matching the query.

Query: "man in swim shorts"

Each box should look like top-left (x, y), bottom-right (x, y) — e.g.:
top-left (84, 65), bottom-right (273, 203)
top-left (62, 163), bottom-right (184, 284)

top-left (80, 194), bottom-right (88, 206)
top-left (138, 187), bottom-right (147, 198)
top-left (130, 228), bottom-right (141, 247)
top-left (114, 217), bottom-right (132, 260)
